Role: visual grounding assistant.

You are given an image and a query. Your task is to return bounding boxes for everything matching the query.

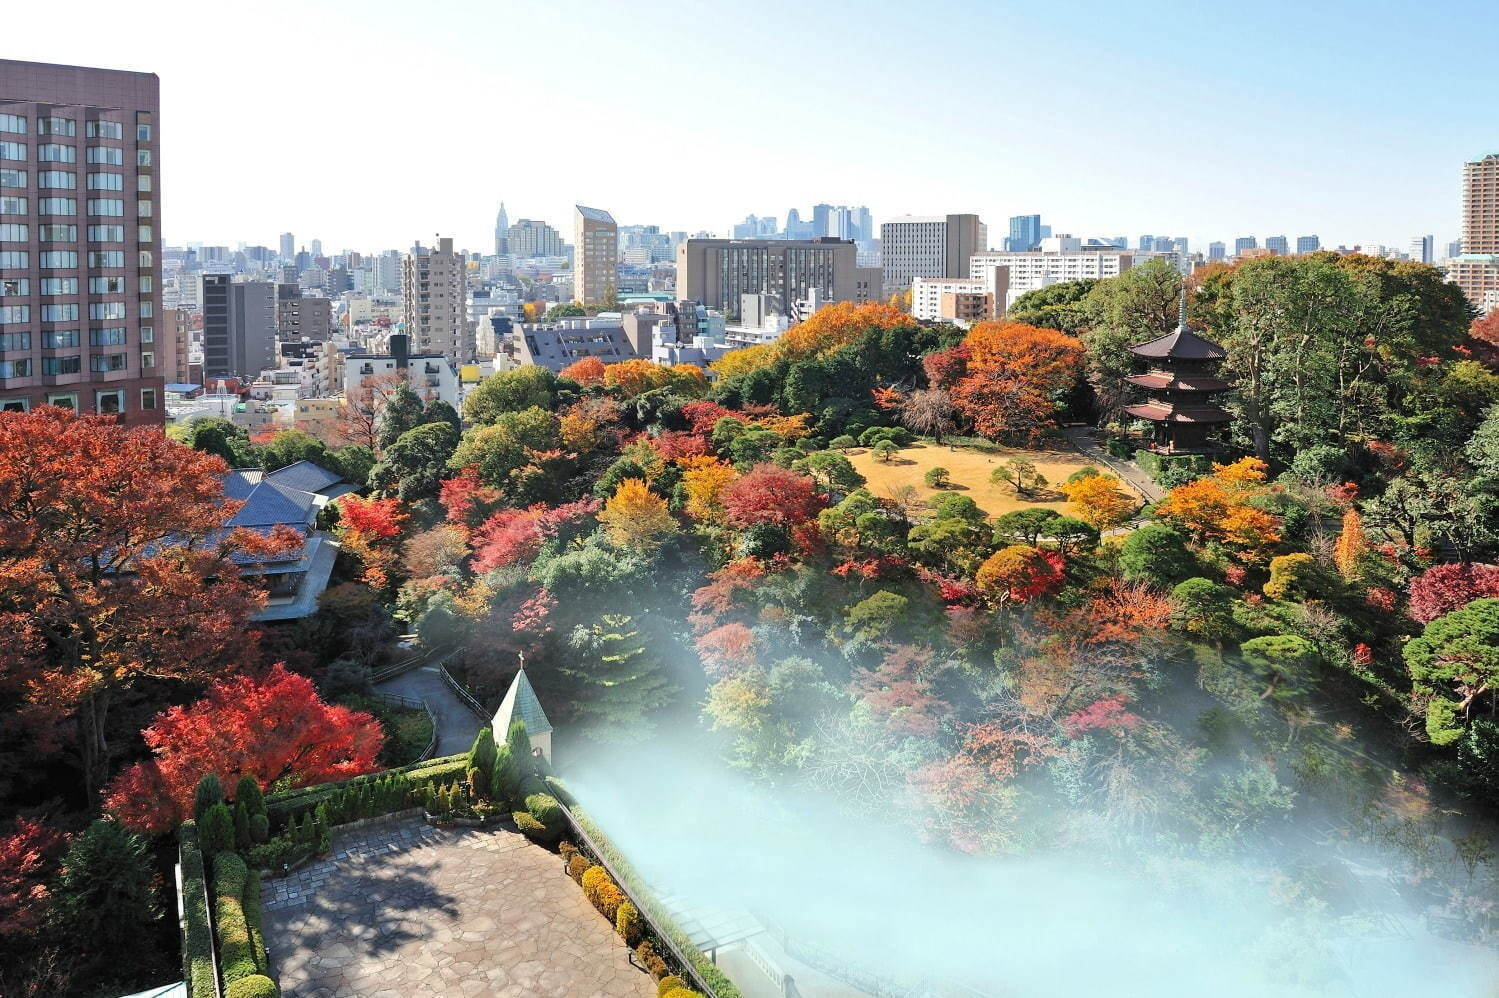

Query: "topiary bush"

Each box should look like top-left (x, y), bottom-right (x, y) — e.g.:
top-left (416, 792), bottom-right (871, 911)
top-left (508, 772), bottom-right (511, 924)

top-left (524, 791), bottom-right (563, 827)
top-left (179, 822), bottom-right (216, 998)
top-left (244, 870), bottom-right (269, 973)
top-left (213, 851), bottom-right (256, 984)
top-left (657, 977), bottom-right (686, 998)
top-left (636, 940), bottom-right (670, 980)
top-left (200, 802), bottom-right (235, 855)
top-left (580, 864), bottom-right (609, 905)
top-left (225, 974), bottom-right (279, 998)
top-left (594, 881), bottom-right (627, 921)
top-left (194, 774), bottom-right (224, 823)
top-left (248, 812), bottom-right (269, 845)
top-left (566, 854), bottom-right (591, 883)
top-left (513, 811), bottom-right (556, 843)
top-left (617, 900), bottom-right (643, 947)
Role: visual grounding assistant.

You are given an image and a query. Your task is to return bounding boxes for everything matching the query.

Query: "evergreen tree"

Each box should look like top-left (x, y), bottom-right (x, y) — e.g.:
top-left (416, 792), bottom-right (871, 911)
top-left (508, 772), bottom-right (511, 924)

top-left (377, 382), bottom-right (426, 450)
top-left (565, 613), bottom-right (677, 740)
top-left (193, 773), bottom-right (223, 823)
top-left (51, 819), bottom-right (161, 962)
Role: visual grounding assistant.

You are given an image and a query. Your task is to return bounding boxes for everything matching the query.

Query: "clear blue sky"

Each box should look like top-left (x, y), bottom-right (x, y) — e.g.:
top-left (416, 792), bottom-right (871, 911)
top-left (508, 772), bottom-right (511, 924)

top-left (6, 0), bottom-right (1493, 253)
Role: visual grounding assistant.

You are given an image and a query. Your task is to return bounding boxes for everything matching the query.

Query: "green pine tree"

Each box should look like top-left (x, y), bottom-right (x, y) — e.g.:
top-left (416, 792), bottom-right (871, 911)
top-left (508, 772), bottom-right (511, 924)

top-left (564, 613), bottom-right (677, 740)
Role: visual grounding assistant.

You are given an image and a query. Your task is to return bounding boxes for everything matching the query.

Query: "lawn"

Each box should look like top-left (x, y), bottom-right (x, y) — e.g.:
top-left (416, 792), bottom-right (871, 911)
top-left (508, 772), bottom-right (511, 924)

top-left (339, 694), bottom-right (435, 768)
top-left (844, 439), bottom-right (1144, 519)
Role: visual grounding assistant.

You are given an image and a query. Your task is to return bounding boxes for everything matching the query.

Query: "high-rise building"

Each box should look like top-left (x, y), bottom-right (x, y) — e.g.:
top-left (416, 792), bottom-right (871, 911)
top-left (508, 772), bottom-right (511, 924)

top-left (1139, 235), bottom-right (1156, 252)
top-left (963, 247), bottom-right (1134, 311)
top-left (676, 238), bottom-right (882, 319)
top-left (812, 204), bottom-right (832, 238)
top-left (1451, 153), bottom-right (1499, 306)
top-left (279, 231), bottom-right (295, 261)
top-left (199, 275), bottom-right (275, 380)
top-left (507, 218), bottom-right (564, 259)
top-left (1007, 215), bottom-right (1042, 252)
top-left (403, 237), bottom-right (472, 362)
top-left (1172, 237), bottom-right (1189, 257)
top-left (1446, 239), bottom-right (1464, 259)
top-left (1234, 237), bottom-right (1257, 256)
top-left (1265, 235), bottom-right (1289, 256)
top-left (1409, 235), bottom-right (1434, 264)
top-left (1208, 242), bottom-right (1226, 261)
top-left (310, 239), bottom-right (322, 258)
top-left (1296, 236), bottom-right (1321, 254)
top-left (494, 202), bottom-right (510, 257)
top-left (879, 214), bottom-right (986, 292)
top-left (0, 59), bottom-right (164, 423)
top-left (573, 205), bottom-right (617, 305)
top-left (275, 283), bottom-right (333, 341)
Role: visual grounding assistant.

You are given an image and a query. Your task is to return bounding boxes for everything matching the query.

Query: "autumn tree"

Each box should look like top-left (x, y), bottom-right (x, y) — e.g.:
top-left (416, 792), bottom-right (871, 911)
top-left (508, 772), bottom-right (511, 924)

top-left (976, 545), bottom-right (1064, 605)
top-left (895, 388), bottom-right (958, 444)
top-left (1060, 472), bottom-right (1136, 529)
top-left (1408, 563), bottom-right (1499, 624)
top-left (721, 464), bottom-right (826, 529)
top-left (681, 458), bottom-right (739, 523)
top-left (1154, 457), bottom-right (1281, 560)
top-left (335, 494), bottom-right (408, 589)
top-left (104, 663), bottom-right (383, 834)
top-left (598, 478), bottom-right (677, 553)
top-left (560, 355), bottom-right (607, 386)
top-left (950, 322), bottom-right (1086, 444)
top-left (1332, 508), bottom-right (1369, 579)
top-left (336, 372), bottom-right (406, 451)
top-left (0, 408), bottom-right (300, 802)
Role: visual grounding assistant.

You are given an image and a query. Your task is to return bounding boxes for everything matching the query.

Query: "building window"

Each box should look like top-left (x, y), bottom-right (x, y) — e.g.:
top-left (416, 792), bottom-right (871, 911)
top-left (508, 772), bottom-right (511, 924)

top-left (42, 355), bottom-right (81, 375)
top-left (38, 117), bottom-right (75, 137)
top-left (137, 225), bottom-right (152, 243)
top-left (0, 305), bottom-right (31, 323)
top-left (89, 353), bottom-right (127, 372)
top-left (84, 251), bottom-right (120, 267)
top-left (0, 115), bottom-right (25, 135)
top-left (136, 175), bottom-right (151, 192)
top-left (89, 276), bottom-right (125, 294)
top-left (140, 387), bottom-right (157, 410)
top-left (38, 197), bottom-right (76, 215)
top-left (0, 251), bottom-right (29, 268)
top-left (47, 393), bottom-right (77, 409)
top-left (85, 147), bottom-right (123, 166)
top-left (0, 279), bottom-right (27, 296)
top-left (89, 302), bottom-right (126, 321)
top-left (0, 359), bottom-right (33, 378)
top-left (38, 224), bottom-right (76, 242)
top-left (87, 199), bottom-right (123, 217)
top-left (138, 276), bottom-right (152, 292)
top-left (39, 278), bottom-right (76, 295)
top-left (94, 389), bottom-right (124, 414)
top-left (138, 302), bottom-right (153, 318)
top-left (0, 196), bottom-right (25, 214)
top-left (87, 225), bottom-right (123, 242)
top-left (138, 250), bottom-right (152, 268)
top-left (136, 200), bottom-right (152, 217)
top-left (87, 172), bottom-right (123, 191)
top-left (37, 171), bottom-right (75, 189)
top-left (0, 224), bottom-right (28, 242)
top-left (0, 142), bottom-right (26, 161)
top-left (86, 121), bottom-right (123, 140)
top-left (0, 169), bottom-right (25, 187)
top-left (136, 149), bottom-right (152, 168)
top-left (0, 331), bottom-right (30, 350)
top-left (42, 329), bottom-right (79, 348)
top-left (38, 145), bottom-right (76, 164)
top-left (42, 304), bottom-right (80, 322)
top-left (140, 352), bottom-right (154, 370)
top-left (139, 325), bottom-right (153, 343)
top-left (89, 327), bottom-right (127, 346)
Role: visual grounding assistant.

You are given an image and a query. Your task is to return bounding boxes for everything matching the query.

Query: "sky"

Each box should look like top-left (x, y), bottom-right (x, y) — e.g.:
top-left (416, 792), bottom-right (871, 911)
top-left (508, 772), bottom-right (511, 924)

top-left (6, 0), bottom-right (1495, 255)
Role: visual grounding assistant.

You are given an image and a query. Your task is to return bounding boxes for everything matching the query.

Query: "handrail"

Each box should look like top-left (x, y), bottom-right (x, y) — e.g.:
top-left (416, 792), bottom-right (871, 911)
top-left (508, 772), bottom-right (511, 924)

top-left (369, 641), bottom-right (455, 686)
top-left (553, 799), bottom-right (722, 998)
top-left (438, 663), bottom-right (487, 720)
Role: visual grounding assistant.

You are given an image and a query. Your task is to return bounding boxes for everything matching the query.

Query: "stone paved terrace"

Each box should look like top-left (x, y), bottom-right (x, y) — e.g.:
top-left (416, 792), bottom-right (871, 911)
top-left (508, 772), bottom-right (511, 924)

top-left (262, 815), bottom-right (656, 998)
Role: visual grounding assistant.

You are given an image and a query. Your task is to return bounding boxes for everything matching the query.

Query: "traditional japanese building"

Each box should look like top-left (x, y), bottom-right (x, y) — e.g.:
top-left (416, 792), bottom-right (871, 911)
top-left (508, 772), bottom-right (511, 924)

top-left (1121, 297), bottom-right (1231, 453)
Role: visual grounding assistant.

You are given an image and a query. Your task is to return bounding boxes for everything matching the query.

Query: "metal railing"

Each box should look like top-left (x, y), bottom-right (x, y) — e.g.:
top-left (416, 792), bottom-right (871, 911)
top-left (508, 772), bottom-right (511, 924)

top-left (368, 691), bottom-right (441, 762)
top-left (438, 663), bottom-right (488, 720)
top-left (553, 798), bottom-right (723, 998)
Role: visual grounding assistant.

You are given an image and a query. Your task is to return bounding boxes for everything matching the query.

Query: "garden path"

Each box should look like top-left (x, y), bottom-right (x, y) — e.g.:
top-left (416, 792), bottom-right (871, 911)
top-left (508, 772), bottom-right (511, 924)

top-left (376, 662), bottom-right (482, 758)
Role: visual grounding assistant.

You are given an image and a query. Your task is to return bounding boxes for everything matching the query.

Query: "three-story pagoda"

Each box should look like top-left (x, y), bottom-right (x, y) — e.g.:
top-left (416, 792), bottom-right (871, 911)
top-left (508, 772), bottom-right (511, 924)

top-left (1121, 296), bottom-right (1231, 453)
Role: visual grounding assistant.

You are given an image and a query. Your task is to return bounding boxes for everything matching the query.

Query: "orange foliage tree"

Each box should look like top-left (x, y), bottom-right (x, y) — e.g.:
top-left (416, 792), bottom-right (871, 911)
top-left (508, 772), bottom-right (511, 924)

top-left (710, 301), bottom-right (913, 380)
top-left (975, 545), bottom-right (1065, 605)
top-left (0, 407), bottom-right (299, 800)
top-left (560, 355), bottom-right (607, 386)
top-left (950, 322), bottom-right (1085, 444)
top-left (681, 457), bottom-right (739, 523)
top-left (1333, 508), bottom-right (1368, 579)
top-left (1154, 457), bottom-right (1282, 560)
top-left (335, 494), bottom-right (408, 589)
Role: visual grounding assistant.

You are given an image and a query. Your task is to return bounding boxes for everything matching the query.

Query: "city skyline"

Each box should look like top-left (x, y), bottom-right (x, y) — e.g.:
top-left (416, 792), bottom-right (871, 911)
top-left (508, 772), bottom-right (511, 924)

top-left (4, 0), bottom-right (1492, 253)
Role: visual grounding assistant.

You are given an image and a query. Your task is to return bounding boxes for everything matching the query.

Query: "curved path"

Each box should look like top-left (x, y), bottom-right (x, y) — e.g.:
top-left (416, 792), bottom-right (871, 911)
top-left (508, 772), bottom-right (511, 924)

top-left (376, 662), bottom-right (483, 759)
top-left (1063, 425), bottom-right (1164, 503)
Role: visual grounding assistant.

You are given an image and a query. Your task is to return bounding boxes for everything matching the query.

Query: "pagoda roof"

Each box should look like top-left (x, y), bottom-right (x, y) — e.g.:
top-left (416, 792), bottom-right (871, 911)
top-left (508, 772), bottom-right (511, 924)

top-left (1125, 373), bottom-right (1232, 392)
top-left (491, 667), bottom-right (553, 737)
top-left (1123, 402), bottom-right (1232, 423)
top-left (1129, 327), bottom-right (1228, 361)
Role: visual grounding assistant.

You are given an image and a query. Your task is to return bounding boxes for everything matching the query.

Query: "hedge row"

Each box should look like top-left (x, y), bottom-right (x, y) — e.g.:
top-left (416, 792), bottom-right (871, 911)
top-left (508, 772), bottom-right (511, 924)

top-left (212, 852), bottom-right (259, 985)
top-left (265, 752), bottom-right (468, 828)
top-left (178, 821), bottom-right (216, 998)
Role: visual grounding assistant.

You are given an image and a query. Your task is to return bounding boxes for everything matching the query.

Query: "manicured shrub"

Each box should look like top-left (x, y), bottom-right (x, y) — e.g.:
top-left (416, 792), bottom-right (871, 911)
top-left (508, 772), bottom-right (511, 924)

top-left (466, 726), bottom-right (497, 790)
top-left (179, 822), bottom-right (216, 998)
top-left (213, 852), bottom-right (256, 984)
top-left (234, 774), bottom-right (266, 818)
top-left (524, 791), bottom-right (564, 827)
top-left (263, 752), bottom-right (467, 829)
top-left (594, 881), bottom-right (627, 921)
top-left (244, 871), bottom-right (268, 972)
top-left (200, 802), bottom-right (235, 854)
top-left (467, 767), bottom-right (485, 803)
top-left (225, 975), bottom-right (279, 998)
top-left (657, 977), bottom-right (686, 998)
top-left (194, 773), bottom-right (224, 822)
top-left (923, 466), bottom-right (950, 488)
top-left (566, 854), bottom-right (591, 883)
top-left (580, 864), bottom-right (609, 904)
top-left (234, 801), bottom-right (252, 851)
top-left (506, 720), bottom-right (535, 780)
top-left (512, 810), bottom-right (555, 843)
top-left (617, 900), bottom-right (643, 946)
top-left (314, 803), bottom-right (331, 853)
top-left (559, 841), bottom-right (579, 864)
top-left (636, 940), bottom-right (670, 980)
top-left (249, 812), bottom-right (269, 845)
top-left (662, 990), bottom-right (702, 998)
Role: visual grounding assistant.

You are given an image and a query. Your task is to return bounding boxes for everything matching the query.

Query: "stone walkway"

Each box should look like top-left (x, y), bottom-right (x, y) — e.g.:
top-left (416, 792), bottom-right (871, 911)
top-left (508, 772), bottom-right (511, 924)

top-left (1062, 425), bottom-right (1165, 502)
top-left (375, 664), bottom-right (483, 758)
top-left (263, 815), bottom-right (654, 998)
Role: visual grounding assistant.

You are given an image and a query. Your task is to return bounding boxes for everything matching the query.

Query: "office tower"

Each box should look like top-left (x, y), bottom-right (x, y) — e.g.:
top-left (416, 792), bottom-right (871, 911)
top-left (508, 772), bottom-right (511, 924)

top-left (880, 214), bottom-right (986, 292)
top-left (494, 202), bottom-right (510, 256)
top-left (827, 205), bottom-right (852, 240)
top-left (573, 204), bottom-right (617, 305)
top-left (852, 206), bottom-right (873, 245)
top-left (1007, 215), bottom-right (1042, 252)
top-left (1451, 154), bottom-right (1499, 306)
top-left (1409, 235), bottom-right (1433, 264)
top-left (1446, 239), bottom-right (1463, 259)
top-left (199, 275), bottom-right (275, 380)
top-left (310, 239), bottom-right (322, 258)
top-left (1265, 235), bottom-right (1288, 256)
top-left (1209, 242), bottom-right (1226, 260)
top-left (403, 237), bottom-right (472, 362)
top-left (0, 59), bottom-right (164, 424)
top-left (275, 283), bottom-right (333, 341)
top-left (279, 231), bottom-right (294, 261)
top-left (676, 238), bottom-right (882, 319)
top-left (1172, 237), bottom-right (1189, 256)
top-left (785, 208), bottom-right (806, 240)
top-left (1296, 235), bottom-right (1320, 254)
top-left (1139, 235), bottom-right (1156, 252)
top-left (1040, 225), bottom-right (1052, 240)
top-left (812, 203), bottom-right (832, 238)
top-left (507, 218), bottom-right (565, 259)
top-left (1235, 236), bottom-right (1257, 255)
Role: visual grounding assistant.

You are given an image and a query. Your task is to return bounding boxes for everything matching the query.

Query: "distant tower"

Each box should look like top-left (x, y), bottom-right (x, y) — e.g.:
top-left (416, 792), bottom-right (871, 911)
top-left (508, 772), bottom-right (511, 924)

top-left (495, 202), bottom-right (510, 257)
top-left (1122, 293), bottom-right (1232, 454)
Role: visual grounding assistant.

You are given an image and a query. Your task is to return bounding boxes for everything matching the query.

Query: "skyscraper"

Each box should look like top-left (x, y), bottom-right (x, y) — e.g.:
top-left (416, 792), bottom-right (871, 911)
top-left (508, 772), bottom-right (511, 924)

top-left (573, 204), bottom-right (617, 305)
top-left (494, 203), bottom-right (510, 256)
top-left (1409, 235), bottom-right (1433, 264)
top-left (1265, 235), bottom-right (1288, 256)
top-left (1209, 242), bottom-right (1226, 261)
top-left (507, 219), bottom-right (565, 259)
top-left (403, 237), bottom-right (472, 362)
top-left (1296, 236), bottom-right (1321, 254)
top-left (1451, 153), bottom-right (1499, 306)
top-left (880, 214), bottom-right (986, 293)
top-left (812, 204), bottom-right (832, 238)
top-left (1235, 237), bottom-right (1257, 256)
top-left (0, 59), bottom-right (164, 424)
top-left (1007, 215), bottom-right (1042, 252)
top-left (199, 275), bottom-right (275, 380)
top-left (279, 231), bottom-right (295, 261)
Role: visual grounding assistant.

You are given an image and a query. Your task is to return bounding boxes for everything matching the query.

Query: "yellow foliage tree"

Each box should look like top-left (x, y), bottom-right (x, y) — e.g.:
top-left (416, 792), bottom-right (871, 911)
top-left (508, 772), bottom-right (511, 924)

top-left (1060, 474), bottom-right (1136, 530)
top-left (681, 458), bottom-right (738, 523)
top-left (1333, 508), bottom-right (1367, 579)
top-left (602, 359), bottom-right (670, 397)
top-left (709, 301), bottom-right (913, 380)
top-left (598, 478), bottom-right (676, 553)
top-left (1155, 458), bottom-right (1281, 560)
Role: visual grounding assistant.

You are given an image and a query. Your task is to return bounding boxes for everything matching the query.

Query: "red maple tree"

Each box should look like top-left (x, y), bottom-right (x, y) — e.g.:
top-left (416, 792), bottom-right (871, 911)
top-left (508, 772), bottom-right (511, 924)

top-left (105, 663), bottom-right (383, 834)
top-left (1407, 562), bottom-right (1499, 623)
top-left (720, 464), bottom-right (826, 529)
top-left (0, 818), bottom-right (67, 940)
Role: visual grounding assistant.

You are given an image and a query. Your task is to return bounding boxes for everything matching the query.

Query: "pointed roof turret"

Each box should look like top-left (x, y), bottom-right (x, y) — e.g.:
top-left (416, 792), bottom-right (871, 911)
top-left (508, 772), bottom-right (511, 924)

top-left (1128, 291), bottom-right (1227, 360)
top-left (491, 665), bottom-right (552, 737)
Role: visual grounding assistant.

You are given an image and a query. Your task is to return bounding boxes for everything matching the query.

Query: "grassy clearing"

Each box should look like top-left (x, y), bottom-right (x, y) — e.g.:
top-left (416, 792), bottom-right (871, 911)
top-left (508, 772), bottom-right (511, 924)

top-left (844, 439), bottom-right (1143, 519)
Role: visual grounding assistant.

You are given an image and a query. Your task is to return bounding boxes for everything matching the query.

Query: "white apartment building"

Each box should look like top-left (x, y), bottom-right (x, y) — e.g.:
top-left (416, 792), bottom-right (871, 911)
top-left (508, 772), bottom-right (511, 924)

top-left (965, 247), bottom-right (1135, 310)
top-left (912, 266), bottom-right (1011, 323)
top-left (879, 214), bottom-right (986, 292)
